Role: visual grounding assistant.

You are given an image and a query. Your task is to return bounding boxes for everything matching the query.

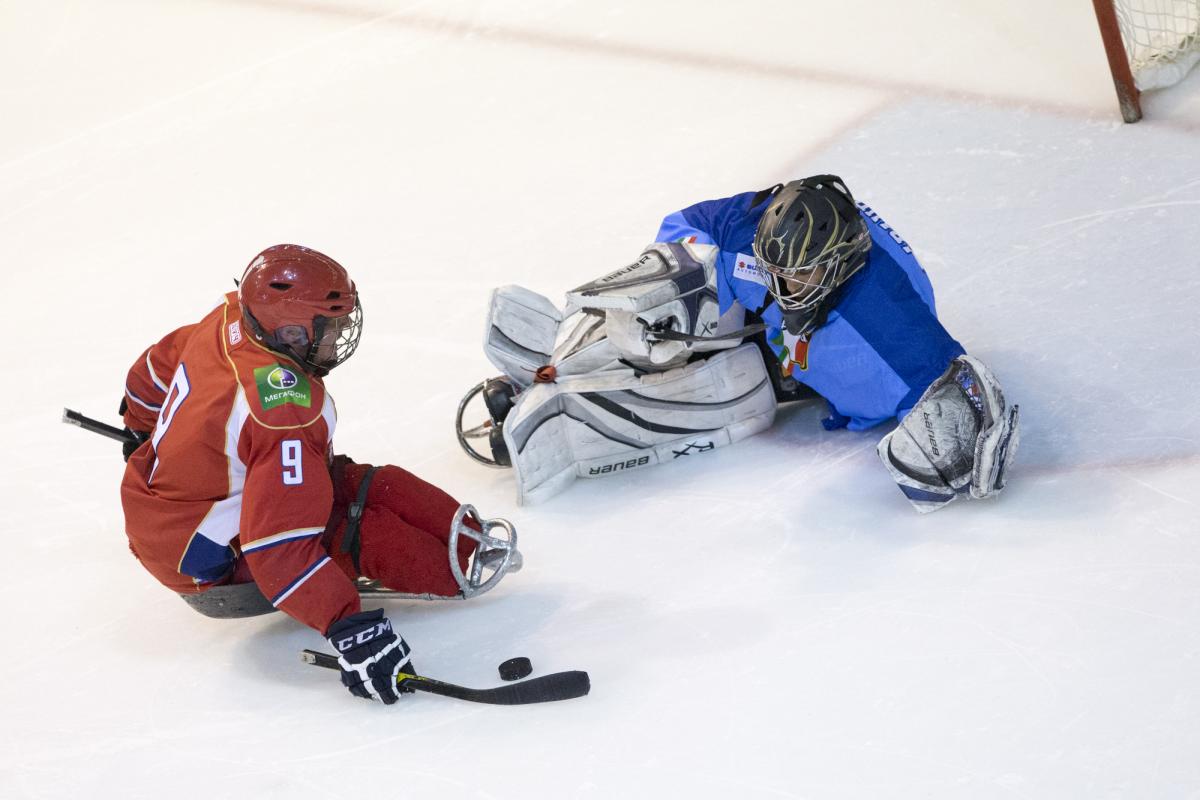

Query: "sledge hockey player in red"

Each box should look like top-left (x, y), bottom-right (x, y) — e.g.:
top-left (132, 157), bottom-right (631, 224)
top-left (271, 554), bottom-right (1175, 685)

top-left (120, 244), bottom-right (520, 704)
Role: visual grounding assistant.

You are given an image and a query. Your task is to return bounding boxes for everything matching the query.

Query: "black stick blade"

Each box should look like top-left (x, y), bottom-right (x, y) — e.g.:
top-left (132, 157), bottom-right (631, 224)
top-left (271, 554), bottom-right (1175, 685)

top-left (410, 671), bottom-right (590, 705)
top-left (301, 649), bottom-right (590, 706)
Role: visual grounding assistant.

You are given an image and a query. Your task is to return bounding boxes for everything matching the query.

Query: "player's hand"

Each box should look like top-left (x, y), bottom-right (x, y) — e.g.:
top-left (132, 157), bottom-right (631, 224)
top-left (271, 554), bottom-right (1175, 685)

top-left (117, 398), bottom-right (152, 462)
top-left (122, 429), bottom-right (150, 462)
top-left (325, 609), bottom-right (416, 703)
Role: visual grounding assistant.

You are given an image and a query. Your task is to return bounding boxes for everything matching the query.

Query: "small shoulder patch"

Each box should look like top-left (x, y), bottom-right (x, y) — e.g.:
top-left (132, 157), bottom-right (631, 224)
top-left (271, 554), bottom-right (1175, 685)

top-left (228, 319), bottom-right (243, 346)
top-left (253, 364), bottom-right (312, 409)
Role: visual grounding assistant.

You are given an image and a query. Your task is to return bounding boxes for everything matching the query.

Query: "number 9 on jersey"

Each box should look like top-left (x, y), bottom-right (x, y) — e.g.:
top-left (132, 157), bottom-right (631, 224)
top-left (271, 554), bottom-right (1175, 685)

top-left (281, 439), bottom-right (304, 485)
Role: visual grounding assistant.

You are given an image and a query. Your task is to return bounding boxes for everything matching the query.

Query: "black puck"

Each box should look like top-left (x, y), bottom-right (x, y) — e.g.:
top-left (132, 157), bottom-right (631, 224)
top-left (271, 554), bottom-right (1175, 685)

top-left (498, 657), bottom-right (532, 681)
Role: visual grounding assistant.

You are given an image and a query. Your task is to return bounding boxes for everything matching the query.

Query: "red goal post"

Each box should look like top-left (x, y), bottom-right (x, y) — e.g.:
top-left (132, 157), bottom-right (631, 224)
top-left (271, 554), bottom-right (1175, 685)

top-left (1092, 0), bottom-right (1200, 121)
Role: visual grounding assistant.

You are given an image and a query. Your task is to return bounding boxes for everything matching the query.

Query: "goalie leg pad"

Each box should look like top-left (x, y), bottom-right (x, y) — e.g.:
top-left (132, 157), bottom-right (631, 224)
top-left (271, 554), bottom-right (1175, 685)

top-left (877, 355), bottom-right (1019, 513)
top-left (483, 285), bottom-right (562, 387)
top-left (501, 343), bottom-right (777, 504)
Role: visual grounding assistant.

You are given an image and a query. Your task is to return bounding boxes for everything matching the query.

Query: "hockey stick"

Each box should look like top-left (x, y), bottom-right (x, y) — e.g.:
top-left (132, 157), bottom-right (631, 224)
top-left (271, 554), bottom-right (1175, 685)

top-left (301, 649), bottom-right (590, 705)
top-left (62, 408), bottom-right (138, 444)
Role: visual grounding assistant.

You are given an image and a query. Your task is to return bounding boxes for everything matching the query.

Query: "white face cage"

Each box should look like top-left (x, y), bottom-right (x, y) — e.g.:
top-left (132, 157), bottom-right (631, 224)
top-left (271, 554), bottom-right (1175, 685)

top-left (312, 304), bottom-right (363, 372)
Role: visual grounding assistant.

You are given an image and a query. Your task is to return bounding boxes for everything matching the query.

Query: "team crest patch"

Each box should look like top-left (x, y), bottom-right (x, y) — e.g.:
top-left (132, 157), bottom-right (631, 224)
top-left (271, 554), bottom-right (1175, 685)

top-left (733, 254), bottom-right (768, 287)
top-left (770, 330), bottom-right (810, 373)
top-left (253, 364), bottom-right (311, 409)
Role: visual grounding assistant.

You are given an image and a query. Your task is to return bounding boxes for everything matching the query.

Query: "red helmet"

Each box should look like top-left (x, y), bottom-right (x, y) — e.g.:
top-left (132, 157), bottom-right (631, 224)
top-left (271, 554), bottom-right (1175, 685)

top-left (238, 244), bottom-right (363, 375)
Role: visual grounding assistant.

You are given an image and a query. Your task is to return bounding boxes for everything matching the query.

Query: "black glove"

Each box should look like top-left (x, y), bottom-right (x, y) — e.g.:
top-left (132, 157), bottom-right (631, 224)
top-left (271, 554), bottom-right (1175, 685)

top-left (122, 429), bottom-right (150, 462)
top-left (325, 609), bottom-right (416, 704)
top-left (117, 399), bottom-right (150, 462)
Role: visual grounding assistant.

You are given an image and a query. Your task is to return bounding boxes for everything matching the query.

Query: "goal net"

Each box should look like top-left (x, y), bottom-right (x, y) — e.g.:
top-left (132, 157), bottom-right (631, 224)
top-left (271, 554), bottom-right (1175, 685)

top-left (1112, 0), bottom-right (1200, 90)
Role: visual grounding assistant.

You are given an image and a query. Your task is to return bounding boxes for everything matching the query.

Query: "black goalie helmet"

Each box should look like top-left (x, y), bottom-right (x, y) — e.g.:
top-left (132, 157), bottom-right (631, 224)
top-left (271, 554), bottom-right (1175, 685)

top-left (752, 174), bottom-right (872, 335)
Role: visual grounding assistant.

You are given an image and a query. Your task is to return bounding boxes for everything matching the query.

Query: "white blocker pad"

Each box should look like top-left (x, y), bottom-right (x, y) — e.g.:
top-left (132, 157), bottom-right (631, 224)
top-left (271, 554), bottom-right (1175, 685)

top-left (501, 342), bottom-right (777, 505)
top-left (877, 355), bottom-right (1019, 513)
top-left (564, 242), bottom-right (728, 371)
top-left (483, 285), bottom-right (562, 388)
top-left (564, 241), bottom-right (716, 313)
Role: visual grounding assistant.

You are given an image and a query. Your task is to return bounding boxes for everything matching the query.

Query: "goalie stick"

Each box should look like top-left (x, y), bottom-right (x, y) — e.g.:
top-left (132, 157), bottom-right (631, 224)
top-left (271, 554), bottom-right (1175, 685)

top-left (301, 649), bottom-right (590, 705)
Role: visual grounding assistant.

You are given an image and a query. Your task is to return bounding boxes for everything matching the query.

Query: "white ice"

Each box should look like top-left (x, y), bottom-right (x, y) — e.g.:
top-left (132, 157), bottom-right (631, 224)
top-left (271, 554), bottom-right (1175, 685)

top-left (3, 2), bottom-right (1200, 798)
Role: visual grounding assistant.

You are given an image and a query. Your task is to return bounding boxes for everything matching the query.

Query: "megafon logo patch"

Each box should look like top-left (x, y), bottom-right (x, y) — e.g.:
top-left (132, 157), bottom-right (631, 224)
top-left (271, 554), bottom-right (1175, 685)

top-left (267, 367), bottom-right (297, 390)
top-left (733, 254), bottom-right (768, 287)
top-left (254, 364), bottom-right (311, 409)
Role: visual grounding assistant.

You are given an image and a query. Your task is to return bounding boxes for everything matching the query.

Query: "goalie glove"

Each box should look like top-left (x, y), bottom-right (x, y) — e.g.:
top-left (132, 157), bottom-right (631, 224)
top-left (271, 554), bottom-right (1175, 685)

top-left (877, 355), bottom-right (1019, 513)
top-left (326, 609), bottom-right (416, 703)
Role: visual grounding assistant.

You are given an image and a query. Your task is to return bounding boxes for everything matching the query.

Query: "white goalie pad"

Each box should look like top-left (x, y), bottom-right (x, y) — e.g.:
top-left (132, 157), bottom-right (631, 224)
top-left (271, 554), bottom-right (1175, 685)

top-left (877, 355), bottom-right (1020, 513)
top-left (500, 343), bottom-right (777, 505)
top-left (483, 285), bottom-right (562, 388)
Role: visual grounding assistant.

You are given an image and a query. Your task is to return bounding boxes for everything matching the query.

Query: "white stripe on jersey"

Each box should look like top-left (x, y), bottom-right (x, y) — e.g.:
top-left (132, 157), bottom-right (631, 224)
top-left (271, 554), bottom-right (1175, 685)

top-left (194, 385), bottom-right (251, 547)
top-left (146, 350), bottom-right (169, 392)
top-left (226, 386), bottom-right (250, 495)
top-left (321, 392), bottom-right (337, 448)
top-left (272, 557), bottom-right (330, 606)
top-left (242, 526), bottom-right (324, 553)
top-left (125, 388), bottom-right (162, 413)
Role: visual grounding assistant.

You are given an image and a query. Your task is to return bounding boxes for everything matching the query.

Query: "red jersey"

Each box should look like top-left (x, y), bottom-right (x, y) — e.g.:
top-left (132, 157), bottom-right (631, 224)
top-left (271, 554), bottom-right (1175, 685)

top-left (120, 292), bottom-right (360, 634)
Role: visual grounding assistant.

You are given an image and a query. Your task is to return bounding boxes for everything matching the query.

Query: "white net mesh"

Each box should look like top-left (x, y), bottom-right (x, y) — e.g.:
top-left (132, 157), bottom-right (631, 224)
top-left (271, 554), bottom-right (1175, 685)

top-left (1113, 0), bottom-right (1200, 90)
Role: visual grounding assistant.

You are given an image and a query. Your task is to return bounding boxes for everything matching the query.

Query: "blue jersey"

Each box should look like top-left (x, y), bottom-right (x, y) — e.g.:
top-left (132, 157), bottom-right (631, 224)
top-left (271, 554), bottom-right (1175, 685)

top-left (656, 190), bottom-right (965, 431)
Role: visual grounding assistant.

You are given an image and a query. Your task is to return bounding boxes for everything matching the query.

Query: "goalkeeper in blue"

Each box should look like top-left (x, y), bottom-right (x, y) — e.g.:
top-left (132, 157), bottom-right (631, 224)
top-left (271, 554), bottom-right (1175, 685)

top-left (457, 175), bottom-right (1019, 513)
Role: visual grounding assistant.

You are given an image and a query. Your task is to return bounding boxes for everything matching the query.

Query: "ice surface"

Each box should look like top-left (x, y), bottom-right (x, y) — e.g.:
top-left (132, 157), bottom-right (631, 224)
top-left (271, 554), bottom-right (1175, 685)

top-left (3, 2), bottom-right (1199, 799)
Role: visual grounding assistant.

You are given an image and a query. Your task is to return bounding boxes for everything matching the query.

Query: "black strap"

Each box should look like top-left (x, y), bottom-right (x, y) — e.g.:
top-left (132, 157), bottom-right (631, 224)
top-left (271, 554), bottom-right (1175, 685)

top-left (646, 322), bottom-right (766, 344)
top-left (340, 466), bottom-right (379, 574)
top-left (749, 183), bottom-right (783, 209)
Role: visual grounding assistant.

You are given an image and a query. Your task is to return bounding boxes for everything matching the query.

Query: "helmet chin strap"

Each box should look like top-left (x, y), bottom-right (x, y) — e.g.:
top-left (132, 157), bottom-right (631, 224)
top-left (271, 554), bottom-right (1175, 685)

top-left (268, 337), bottom-right (325, 376)
top-left (242, 306), bottom-right (324, 376)
top-left (780, 307), bottom-right (819, 337)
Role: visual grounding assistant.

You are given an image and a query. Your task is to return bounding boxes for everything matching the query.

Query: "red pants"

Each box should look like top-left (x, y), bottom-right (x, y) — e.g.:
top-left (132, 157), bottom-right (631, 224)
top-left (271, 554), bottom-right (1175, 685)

top-left (322, 457), bottom-right (477, 597)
